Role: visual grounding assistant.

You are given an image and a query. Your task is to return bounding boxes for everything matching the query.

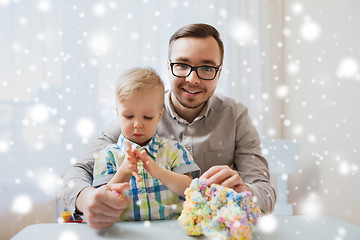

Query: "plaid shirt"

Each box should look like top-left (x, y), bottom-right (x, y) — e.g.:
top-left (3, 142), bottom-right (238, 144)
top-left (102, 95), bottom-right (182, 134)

top-left (93, 133), bottom-right (200, 221)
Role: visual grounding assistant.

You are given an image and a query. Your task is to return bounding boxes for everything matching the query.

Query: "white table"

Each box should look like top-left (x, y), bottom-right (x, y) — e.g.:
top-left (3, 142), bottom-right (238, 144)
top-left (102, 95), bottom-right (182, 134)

top-left (11, 215), bottom-right (360, 240)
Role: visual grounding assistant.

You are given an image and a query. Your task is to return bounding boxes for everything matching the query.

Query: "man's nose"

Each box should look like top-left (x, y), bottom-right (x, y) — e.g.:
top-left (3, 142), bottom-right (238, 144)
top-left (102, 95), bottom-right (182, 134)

top-left (185, 70), bottom-right (201, 84)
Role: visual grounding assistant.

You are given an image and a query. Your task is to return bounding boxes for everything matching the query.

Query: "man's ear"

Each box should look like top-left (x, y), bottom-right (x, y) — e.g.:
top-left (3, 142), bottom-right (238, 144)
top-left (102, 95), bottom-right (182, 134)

top-left (167, 59), bottom-right (170, 71)
top-left (217, 66), bottom-right (223, 78)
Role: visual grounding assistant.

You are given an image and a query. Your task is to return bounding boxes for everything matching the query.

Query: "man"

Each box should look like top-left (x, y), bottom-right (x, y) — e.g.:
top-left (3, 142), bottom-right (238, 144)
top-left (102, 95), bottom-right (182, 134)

top-left (59, 23), bottom-right (276, 230)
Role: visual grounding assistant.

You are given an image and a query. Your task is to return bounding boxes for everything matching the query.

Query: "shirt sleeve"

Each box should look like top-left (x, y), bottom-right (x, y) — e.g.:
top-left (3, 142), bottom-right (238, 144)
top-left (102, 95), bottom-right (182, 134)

top-left (233, 107), bottom-right (276, 214)
top-left (57, 118), bottom-right (121, 217)
top-left (170, 142), bottom-right (201, 178)
top-left (93, 146), bottom-right (118, 187)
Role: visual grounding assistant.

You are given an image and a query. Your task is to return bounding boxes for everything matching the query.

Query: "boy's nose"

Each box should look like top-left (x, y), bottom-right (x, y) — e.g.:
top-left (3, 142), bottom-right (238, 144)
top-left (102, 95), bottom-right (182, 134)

top-left (134, 120), bottom-right (143, 129)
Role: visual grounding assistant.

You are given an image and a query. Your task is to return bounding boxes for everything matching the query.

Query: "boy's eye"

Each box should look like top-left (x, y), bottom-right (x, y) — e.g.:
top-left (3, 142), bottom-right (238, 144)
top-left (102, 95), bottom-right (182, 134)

top-left (124, 115), bottom-right (133, 119)
top-left (144, 116), bottom-right (153, 120)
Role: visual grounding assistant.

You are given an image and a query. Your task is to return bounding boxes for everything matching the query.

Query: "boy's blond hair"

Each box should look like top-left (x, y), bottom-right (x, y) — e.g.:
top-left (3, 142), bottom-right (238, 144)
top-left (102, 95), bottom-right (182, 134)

top-left (115, 67), bottom-right (165, 107)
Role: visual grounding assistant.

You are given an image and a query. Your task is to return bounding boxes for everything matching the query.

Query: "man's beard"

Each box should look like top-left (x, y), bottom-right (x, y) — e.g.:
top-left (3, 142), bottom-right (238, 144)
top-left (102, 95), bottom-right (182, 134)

top-left (175, 94), bottom-right (206, 109)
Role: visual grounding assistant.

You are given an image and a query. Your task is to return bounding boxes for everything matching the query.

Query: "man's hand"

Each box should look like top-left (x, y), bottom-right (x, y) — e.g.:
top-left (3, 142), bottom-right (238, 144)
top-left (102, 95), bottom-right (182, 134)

top-left (200, 165), bottom-right (252, 195)
top-left (76, 182), bottom-right (130, 230)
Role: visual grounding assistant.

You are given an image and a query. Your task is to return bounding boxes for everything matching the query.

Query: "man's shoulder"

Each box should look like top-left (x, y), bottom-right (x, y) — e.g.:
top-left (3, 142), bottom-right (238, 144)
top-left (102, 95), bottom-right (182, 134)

top-left (211, 94), bottom-right (248, 114)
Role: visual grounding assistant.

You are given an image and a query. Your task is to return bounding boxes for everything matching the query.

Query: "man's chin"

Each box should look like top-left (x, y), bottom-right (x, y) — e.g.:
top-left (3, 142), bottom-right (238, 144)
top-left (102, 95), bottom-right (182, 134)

top-left (177, 97), bottom-right (205, 109)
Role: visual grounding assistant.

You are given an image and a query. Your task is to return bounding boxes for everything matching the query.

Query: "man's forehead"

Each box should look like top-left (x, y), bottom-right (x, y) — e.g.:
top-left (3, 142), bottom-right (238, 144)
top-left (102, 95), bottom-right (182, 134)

top-left (169, 37), bottom-right (221, 65)
top-left (172, 56), bottom-right (218, 66)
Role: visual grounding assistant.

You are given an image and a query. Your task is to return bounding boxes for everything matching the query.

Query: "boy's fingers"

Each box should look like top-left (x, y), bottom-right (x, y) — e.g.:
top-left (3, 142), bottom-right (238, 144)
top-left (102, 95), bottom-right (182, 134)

top-left (132, 171), bottom-right (141, 182)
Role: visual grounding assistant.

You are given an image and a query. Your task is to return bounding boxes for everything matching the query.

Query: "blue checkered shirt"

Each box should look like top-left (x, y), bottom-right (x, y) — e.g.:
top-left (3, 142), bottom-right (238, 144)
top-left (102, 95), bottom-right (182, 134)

top-left (93, 133), bottom-right (200, 221)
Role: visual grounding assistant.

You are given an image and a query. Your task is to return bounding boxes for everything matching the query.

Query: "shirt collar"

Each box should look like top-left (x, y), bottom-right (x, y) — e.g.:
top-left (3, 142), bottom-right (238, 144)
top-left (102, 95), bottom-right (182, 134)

top-left (117, 133), bottom-right (161, 160)
top-left (164, 90), bottom-right (216, 123)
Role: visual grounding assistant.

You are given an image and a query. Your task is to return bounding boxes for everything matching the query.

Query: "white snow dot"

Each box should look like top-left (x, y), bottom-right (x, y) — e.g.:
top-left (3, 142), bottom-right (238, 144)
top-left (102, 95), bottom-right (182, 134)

top-left (302, 197), bottom-right (322, 214)
top-left (12, 195), bottom-right (33, 215)
top-left (258, 215), bottom-right (277, 233)
top-left (293, 125), bottom-right (303, 135)
top-left (267, 127), bottom-right (276, 137)
top-left (143, 221), bottom-right (151, 228)
top-left (219, 9), bottom-right (228, 18)
top-left (276, 85), bottom-right (289, 98)
top-left (307, 134), bottom-right (317, 143)
top-left (66, 143), bottom-right (73, 151)
top-left (93, 3), bottom-right (106, 16)
top-left (75, 118), bottom-right (95, 138)
top-left (287, 62), bottom-right (300, 74)
top-left (38, 0), bottom-right (51, 12)
top-left (230, 20), bottom-right (254, 45)
top-left (36, 171), bottom-right (59, 194)
top-left (70, 158), bottom-right (77, 165)
top-left (262, 93), bottom-right (269, 100)
top-left (336, 57), bottom-right (359, 79)
top-left (339, 161), bottom-right (350, 175)
top-left (108, 2), bottom-right (117, 9)
top-left (337, 227), bottom-right (347, 236)
top-left (29, 104), bottom-right (49, 123)
top-left (26, 169), bottom-right (34, 178)
top-left (0, 140), bottom-right (10, 153)
top-left (281, 174), bottom-right (288, 181)
top-left (284, 119), bottom-right (291, 127)
top-left (89, 33), bottom-right (110, 54)
top-left (291, 2), bottom-right (304, 15)
top-left (18, 17), bottom-right (28, 26)
top-left (0, 0), bottom-right (10, 6)
top-left (130, 32), bottom-right (139, 41)
top-left (58, 230), bottom-right (78, 240)
top-left (300, 17), bottom-right (321, 41)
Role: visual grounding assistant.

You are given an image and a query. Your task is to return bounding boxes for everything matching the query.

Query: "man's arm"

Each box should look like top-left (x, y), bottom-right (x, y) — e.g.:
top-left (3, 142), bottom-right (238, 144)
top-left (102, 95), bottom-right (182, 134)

top-left (58, 118), bottom-right (122, 225)
top-left (232, 109), bottom-right (276, 214)
top-left (200, 108), bottom-right (276, 214)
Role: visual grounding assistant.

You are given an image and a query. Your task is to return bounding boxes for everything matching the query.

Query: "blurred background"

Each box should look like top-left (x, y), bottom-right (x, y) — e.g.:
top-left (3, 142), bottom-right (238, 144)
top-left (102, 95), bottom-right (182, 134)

top-left (1, 0), bottom-right (359, 239)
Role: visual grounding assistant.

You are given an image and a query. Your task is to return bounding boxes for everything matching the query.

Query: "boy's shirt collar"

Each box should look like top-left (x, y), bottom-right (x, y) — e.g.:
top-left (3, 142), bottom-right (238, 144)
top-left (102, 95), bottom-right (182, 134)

top-left (117, 133), bottom-right (160, 160)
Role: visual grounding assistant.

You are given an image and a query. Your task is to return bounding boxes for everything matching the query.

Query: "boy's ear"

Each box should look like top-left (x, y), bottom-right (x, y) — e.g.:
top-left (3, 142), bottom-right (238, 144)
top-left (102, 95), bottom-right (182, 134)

top-left (116, 108), bottom-right (119, 116)
top-left (159, 107), bottom-right (164, 120)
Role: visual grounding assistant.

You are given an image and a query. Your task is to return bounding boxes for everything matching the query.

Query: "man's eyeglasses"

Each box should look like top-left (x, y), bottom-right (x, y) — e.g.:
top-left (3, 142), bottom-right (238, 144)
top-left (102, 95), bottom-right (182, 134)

top-left (169, 61), bottom-right (221, 80)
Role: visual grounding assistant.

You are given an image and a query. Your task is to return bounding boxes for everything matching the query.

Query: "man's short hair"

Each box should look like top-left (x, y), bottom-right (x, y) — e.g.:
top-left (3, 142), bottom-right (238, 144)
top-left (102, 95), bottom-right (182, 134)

top-left (168, 23), bottom-right (224, 65)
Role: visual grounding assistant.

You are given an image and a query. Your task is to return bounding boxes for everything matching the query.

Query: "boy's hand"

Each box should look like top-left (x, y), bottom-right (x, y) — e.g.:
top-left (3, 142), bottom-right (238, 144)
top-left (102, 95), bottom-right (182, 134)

top-left (133, 148), bottom-right (160, 178)
top-left (120, 140), bottom-right (141, 182)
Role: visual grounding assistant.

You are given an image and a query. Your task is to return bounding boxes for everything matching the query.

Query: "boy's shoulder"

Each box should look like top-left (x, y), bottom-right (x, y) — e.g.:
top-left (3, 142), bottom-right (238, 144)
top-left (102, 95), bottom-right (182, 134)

top-left (98, 143), bottom-right (122, 156)
top-left (156, 136), bottom-right (187, 151)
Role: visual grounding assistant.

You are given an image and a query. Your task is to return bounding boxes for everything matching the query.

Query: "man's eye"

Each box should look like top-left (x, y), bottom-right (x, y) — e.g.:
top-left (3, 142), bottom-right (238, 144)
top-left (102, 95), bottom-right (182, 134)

top-left (144, 116), bottom-right (153, 120)
top-left (176, 63), bottom-right (189, 69)
top-left (201, 66), bottom-right (213, 72)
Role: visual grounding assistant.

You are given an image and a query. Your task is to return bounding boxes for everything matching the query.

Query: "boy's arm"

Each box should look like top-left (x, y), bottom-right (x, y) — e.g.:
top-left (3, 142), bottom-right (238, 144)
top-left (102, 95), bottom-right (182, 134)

top-left (133, 149), bottom-right (192, 197)
top-left (154, 169), bottom-right (193, 197)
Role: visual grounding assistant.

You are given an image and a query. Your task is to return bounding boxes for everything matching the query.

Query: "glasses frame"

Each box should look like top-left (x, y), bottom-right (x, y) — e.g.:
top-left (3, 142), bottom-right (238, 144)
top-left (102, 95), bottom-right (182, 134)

top-left (169, 60), bottom-right (221, 80)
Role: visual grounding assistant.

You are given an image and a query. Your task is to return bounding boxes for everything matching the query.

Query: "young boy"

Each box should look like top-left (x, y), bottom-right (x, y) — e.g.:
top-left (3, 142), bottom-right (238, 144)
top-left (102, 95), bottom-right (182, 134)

top-left (93, 67), bottom-right (200, 221)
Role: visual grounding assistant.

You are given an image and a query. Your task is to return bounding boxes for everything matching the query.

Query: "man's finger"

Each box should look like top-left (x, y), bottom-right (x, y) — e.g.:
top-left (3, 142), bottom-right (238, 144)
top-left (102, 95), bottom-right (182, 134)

top-left (200, 165), bottom-right (223, 180)
top-left (220, 173), bottom-right (242, 188)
